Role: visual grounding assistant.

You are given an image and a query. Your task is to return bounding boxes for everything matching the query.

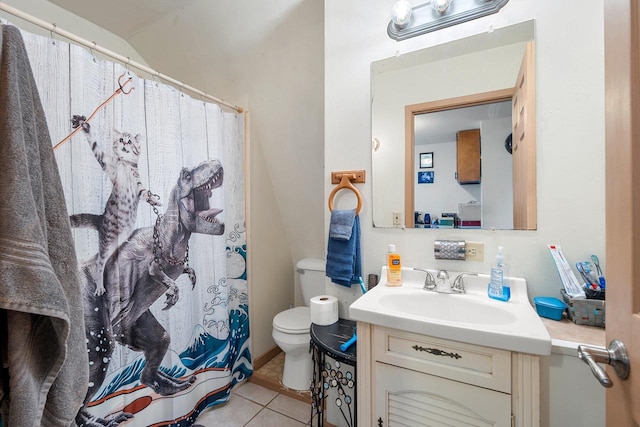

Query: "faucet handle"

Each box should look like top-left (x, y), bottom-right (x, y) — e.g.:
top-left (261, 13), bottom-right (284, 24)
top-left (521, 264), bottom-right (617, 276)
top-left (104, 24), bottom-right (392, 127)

top-left (452, 272), bottom-right (478, 294)
top-left (413, 268), bottom-right (437, 290)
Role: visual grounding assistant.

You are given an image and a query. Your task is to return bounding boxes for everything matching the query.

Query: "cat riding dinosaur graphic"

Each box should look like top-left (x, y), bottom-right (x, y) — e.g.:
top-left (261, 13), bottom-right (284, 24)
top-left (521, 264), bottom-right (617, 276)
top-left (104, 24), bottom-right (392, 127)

top-left (69, 117), bottom-right (225, 426)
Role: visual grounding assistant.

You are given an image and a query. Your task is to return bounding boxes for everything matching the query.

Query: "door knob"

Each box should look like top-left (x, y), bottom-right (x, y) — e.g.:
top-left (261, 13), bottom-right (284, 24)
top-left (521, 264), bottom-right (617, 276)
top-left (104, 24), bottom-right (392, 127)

top-left (577, 339), bottom-right (630, 388)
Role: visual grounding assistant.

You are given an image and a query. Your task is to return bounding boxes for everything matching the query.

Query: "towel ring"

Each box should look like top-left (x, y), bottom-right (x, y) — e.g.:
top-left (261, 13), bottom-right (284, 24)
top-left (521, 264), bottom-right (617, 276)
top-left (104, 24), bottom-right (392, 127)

top-left (328, 174), bottom-right (363, 214)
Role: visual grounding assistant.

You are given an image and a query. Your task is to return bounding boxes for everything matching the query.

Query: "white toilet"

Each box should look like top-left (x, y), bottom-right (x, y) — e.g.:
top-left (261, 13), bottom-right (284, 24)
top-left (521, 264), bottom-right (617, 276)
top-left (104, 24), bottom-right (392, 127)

top-left (272, 258), bottom-right (326, 391)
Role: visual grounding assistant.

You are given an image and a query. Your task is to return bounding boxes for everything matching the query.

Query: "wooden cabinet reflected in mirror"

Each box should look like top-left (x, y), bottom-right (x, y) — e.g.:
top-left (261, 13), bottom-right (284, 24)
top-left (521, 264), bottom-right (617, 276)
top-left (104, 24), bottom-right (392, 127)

top-left (456, 129), bottom-right (481, 185)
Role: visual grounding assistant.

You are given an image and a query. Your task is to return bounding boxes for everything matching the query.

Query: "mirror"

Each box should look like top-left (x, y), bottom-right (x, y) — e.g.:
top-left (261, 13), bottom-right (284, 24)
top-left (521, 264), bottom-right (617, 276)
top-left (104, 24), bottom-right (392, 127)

top-left (371, 20), bottom-right (535, 230)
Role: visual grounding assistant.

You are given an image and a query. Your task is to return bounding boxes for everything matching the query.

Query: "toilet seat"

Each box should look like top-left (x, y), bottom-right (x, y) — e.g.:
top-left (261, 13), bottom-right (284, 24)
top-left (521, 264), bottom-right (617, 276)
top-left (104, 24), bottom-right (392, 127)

top-left (273, 306), bottom-right (311, 334)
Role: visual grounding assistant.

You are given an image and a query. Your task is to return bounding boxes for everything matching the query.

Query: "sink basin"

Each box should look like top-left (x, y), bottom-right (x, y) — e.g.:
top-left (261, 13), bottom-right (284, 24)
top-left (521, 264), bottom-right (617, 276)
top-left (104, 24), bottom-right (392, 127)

top-left (349, 267), bottom-right (551, 355)
top-left (380, 291), bottom-right (517, 325)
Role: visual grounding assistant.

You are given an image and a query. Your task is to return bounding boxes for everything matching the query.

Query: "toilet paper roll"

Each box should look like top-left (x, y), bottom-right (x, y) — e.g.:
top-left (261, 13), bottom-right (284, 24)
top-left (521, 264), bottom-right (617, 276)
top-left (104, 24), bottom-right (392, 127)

top-left (310, 295), bottom-right (339, 326)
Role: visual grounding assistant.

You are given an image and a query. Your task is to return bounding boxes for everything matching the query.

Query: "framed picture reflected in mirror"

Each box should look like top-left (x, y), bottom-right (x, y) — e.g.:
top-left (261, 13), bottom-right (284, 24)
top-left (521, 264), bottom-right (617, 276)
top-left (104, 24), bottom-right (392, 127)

top-left (420, 152), bottom-right (433, 168)
top-left (418, 171), bottom-right (434, 184)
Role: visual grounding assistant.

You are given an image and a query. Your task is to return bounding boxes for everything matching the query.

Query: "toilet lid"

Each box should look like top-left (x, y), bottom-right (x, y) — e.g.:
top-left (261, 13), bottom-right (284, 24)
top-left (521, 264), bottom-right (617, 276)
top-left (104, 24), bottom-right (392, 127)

top-left (273, 307), bottom-right (311, 334)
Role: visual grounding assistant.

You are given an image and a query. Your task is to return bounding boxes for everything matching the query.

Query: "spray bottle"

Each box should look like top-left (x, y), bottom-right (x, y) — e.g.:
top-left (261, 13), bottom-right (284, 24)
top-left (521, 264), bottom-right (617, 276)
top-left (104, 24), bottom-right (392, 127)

top-left (488, 246), bottom-right (510, 301)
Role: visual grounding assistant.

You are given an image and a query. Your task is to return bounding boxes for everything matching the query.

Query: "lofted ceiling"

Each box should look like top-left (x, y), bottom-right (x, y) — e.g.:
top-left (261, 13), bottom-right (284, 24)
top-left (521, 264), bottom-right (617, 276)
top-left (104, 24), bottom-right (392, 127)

top-left (48, 0), bottom-right (197, 39)
top-left (415, 100), bottom-right (512, 144)
top-left (44, 0), bottom-right (313, 109)
top-left (47, 0), bottom-right (302, 51)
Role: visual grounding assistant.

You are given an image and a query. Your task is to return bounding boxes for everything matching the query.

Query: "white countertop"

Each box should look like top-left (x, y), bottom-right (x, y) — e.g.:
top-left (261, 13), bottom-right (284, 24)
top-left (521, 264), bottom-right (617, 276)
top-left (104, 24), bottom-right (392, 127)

top-left (540, 316), bottom-right (605, 356)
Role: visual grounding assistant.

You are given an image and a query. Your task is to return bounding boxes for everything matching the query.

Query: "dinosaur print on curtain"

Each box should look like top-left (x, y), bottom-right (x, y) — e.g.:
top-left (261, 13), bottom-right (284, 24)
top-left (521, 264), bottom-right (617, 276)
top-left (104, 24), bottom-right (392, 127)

top-left (15, 23), bottom-right (251, 426)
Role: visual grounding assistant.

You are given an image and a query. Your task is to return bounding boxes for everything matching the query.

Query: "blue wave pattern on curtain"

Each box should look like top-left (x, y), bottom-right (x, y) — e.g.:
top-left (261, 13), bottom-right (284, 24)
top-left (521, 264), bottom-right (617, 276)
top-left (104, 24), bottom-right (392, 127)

top-left (18, 24), bottom-right (250, 426)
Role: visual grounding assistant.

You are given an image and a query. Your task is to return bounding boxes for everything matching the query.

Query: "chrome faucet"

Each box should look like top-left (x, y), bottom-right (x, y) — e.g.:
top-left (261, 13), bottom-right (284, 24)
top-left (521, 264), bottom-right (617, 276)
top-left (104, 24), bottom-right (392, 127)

top-left (414, 269), bottom-right (475, 294)
top-left (412, 268), bottom-right (436, 291)
top-left (451, 273), bottom-right (477, 294)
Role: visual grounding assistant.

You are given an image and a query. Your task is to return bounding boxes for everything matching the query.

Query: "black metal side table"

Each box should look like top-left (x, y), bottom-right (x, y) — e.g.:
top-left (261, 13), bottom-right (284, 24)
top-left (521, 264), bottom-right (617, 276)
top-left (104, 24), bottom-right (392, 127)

top-left (310, 318), bottom-right (357, 427)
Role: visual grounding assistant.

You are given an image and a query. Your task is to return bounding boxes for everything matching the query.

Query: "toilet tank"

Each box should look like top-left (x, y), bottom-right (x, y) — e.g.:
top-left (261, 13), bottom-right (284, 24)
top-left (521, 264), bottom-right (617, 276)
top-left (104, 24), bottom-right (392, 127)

top-left (296, 258), bottom-right (326, 306)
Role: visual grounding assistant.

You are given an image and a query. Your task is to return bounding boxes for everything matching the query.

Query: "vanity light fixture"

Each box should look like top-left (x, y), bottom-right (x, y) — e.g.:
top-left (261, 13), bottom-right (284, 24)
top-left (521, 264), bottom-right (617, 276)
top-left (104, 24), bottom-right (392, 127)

top-left (388, 0), bottom-right (510, 41)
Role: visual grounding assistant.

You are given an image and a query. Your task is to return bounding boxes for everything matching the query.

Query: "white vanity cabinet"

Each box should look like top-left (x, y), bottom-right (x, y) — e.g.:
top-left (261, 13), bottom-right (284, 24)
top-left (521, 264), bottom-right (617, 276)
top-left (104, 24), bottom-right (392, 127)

top-left (358, 324), bottom-right (541, 427)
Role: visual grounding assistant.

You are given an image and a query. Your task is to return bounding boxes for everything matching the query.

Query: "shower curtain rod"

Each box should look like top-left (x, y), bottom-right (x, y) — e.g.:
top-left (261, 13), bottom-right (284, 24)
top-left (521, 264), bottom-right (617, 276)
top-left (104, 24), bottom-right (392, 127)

top-left (0, 2), bottom-right (243, 113)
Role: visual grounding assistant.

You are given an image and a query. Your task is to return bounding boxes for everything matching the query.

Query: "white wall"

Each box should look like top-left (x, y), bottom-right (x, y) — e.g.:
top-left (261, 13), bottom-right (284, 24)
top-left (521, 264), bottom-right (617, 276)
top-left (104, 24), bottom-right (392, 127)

top-left (540, 349), bottom-right (605, 426)
top-left (413, 140), bottom-right (481, 218)
top-left (481, 116), bottom-right (514, 229)
top-left (325, 0), bottom-right (605, 305)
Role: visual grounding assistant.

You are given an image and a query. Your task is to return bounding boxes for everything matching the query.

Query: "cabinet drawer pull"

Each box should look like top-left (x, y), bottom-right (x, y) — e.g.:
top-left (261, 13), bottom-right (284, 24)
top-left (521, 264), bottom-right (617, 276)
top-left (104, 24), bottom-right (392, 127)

top-left (378, 417), bottom-right (383, 426)
top-left (412, 345), bottom-right (462, 359)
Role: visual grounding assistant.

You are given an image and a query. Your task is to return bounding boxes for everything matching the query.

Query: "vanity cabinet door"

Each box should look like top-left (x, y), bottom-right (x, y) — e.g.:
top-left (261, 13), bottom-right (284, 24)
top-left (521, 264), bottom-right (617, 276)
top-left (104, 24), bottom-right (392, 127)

top-left (373, 326), bottom-right (511, 393)
top-left (456, 129), bottom-right (481, 184)
top-left (374, 362), bottom-right (511, 427)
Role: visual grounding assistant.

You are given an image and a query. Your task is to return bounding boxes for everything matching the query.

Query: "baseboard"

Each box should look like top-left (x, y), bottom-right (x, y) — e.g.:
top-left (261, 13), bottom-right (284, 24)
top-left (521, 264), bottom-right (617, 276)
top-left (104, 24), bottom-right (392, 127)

top-left (250, 345), bottom-right (312, 405)
top-left (253, 345), bottom-right (282, 371)
top-left (249, 371), bottom-right (311, 405)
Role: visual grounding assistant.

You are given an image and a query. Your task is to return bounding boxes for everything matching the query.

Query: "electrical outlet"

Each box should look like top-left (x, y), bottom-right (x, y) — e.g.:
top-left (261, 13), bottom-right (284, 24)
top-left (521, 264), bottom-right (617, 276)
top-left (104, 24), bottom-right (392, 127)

top-left (392, 211), bottom-right (402, 226)
top-left (465, 241), bottom-right (484, 262)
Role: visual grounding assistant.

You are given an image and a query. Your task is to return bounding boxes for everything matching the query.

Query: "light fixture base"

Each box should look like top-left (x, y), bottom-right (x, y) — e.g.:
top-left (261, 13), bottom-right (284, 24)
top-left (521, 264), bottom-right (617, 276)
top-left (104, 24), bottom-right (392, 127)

top-left (388, 0), bottom-right (510, 41)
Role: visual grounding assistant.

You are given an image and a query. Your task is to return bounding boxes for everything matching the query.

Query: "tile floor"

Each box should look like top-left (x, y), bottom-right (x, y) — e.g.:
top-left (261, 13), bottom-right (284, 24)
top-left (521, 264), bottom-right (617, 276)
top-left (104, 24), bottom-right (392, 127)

top-left (256, 352), bottom-right (285, 383)
top-left (195, 381), bottom-right (315, 426)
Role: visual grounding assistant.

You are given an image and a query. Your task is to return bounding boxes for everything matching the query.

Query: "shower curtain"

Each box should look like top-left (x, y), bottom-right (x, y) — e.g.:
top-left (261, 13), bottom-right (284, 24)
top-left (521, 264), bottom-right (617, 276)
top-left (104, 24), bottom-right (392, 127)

top-left (16, 24), bottom-right (251, 426)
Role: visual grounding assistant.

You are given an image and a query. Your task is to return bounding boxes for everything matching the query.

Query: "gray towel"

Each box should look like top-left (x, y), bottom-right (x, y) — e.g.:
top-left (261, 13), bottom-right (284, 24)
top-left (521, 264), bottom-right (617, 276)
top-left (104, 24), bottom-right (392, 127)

top-left (329, 208), bottom-right (356, 241)
top-left (0, 25), bottom-right (88, 426)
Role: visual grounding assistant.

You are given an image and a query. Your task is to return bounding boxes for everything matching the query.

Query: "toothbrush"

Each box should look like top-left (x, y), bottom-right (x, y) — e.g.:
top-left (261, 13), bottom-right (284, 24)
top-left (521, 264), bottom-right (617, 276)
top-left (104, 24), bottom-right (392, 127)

top-left (591, 255), bottom-right (606, 289)
top-left (340, 325), bottom-right (357, 352)
top-left (358, 276), bottom-right (367, 294)
top-left (582, 262), bottom-right (601, 289)
top-left (340, 333), bottom-right (357, 352)
top-left (576, 263), bottom-right (596, 289)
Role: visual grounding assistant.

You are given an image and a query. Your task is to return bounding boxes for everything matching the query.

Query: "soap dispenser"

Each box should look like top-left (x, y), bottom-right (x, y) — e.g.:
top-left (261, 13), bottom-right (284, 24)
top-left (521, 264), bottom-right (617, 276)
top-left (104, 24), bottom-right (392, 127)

top-left (488, 246), bottom-right (510, 301)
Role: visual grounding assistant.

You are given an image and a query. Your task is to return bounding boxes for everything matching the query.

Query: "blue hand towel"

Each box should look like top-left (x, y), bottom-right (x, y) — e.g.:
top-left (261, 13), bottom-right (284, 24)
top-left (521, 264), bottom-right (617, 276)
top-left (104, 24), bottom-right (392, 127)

top-left (326, 215), bottom-right (361, 287)
top-left (329, 208), bottom-right (356, 240)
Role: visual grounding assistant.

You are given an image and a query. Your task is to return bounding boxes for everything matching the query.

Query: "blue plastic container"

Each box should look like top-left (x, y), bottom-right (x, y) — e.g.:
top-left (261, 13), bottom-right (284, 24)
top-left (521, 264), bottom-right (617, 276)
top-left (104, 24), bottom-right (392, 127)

top-left (533, 296), bottom-right (567, 321)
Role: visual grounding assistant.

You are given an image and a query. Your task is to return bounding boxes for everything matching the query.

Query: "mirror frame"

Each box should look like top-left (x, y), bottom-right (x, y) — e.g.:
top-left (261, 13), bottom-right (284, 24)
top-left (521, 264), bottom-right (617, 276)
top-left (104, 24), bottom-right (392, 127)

top-left (404, 88), bottom-right (515, 228)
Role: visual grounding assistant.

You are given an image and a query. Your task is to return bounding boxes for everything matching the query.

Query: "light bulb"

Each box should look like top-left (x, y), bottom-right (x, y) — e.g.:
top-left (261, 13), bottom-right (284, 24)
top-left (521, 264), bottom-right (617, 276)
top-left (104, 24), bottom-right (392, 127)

top-left (391, 0), bottom-right (413, 29)
top-left (432, 0), bottom-right (452, 13)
